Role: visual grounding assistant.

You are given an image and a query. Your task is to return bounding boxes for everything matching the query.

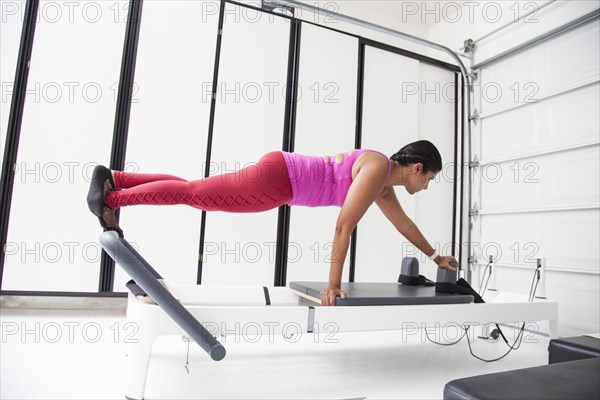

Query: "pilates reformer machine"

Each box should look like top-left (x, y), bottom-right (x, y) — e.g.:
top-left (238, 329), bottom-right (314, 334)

top-left (92, 2), bottom-right (558, 399)
top-left (99, 231), bottom-right (559, 400)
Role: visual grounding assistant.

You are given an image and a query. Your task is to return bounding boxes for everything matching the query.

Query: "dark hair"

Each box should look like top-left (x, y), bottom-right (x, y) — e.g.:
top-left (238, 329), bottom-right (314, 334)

top-left (390, 140), bottom-right (442, 173)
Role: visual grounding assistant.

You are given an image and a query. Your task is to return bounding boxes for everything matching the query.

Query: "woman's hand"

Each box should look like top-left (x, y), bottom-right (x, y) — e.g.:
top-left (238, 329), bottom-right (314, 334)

top-left (320, 286), bottom-right (347, 306)
top-left (435, 255), bottom-right (459, 271)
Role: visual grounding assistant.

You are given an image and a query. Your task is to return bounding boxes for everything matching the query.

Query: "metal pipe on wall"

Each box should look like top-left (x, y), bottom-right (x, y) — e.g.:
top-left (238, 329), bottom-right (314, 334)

top-left (271, 0), bottom-right (471, 80)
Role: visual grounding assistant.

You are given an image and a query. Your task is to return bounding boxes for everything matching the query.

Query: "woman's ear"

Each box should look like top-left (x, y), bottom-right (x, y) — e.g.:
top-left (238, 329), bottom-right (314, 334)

top-left (413, 162), bottom-right (424, 173)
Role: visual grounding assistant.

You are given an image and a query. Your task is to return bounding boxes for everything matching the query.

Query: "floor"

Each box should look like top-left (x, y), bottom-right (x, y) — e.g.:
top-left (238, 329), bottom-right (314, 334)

top-left (0, 299), bottom-right (550, 400)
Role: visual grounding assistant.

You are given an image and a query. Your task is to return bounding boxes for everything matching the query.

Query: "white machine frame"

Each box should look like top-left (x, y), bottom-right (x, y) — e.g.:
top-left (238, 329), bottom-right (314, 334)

top-left (98, 232), bottom-right (558, 400)
top-left (123, 283), bottom-right (558, 400)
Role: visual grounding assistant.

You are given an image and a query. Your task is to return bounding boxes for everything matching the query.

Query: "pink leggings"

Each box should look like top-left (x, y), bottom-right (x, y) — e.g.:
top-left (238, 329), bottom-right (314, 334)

top-left (105, 151), bottom-right (293, 213)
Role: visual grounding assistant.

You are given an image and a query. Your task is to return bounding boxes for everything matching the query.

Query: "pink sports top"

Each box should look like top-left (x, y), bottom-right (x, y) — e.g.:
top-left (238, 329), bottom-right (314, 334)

top-left (281, 149), bottom-right (391, 207)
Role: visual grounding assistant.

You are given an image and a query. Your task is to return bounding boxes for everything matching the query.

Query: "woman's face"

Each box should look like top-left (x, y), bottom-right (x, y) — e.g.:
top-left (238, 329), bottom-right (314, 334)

top-left (405, 163), bottom-right (437, 195)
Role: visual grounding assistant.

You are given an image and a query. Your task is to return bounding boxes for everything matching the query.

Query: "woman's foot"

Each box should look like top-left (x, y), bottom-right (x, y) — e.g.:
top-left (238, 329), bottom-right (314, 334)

top-left (101, 204), bottom-right (124, 237)
top-left (87, 165), bottom-right (123, 237)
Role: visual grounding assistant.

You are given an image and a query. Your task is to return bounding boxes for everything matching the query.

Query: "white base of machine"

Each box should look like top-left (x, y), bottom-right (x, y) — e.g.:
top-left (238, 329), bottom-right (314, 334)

top-left (122, 284), bottom-right (558, 400)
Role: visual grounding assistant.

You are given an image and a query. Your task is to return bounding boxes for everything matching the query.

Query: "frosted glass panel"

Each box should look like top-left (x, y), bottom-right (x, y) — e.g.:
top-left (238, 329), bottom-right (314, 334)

top-left (416, 65), bottom-right (457, 277)
top-left (113, 1), bottom-right (219, 289)
top-left (286, 24), bottom-right (358, 284)
top-left (356, 47), bottom-right (419, 282)
top-left (200, 4), bottom-right (290, 286)
top-left (1, 0), bottom-right (26, 159)
top-left (3, 1), bottom-right (128, 291)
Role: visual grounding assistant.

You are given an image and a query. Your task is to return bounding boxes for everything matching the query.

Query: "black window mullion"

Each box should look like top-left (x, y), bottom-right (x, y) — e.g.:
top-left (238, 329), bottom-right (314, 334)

top-left (197, 0), bottom-right (227, 285)
top-left (348, 41), bottom-right (366, 283)
top-left (99, 0), bottom-right (144, 292)
top-left (274, 18), bottom-right (302, 287)
top-left (0, 0), bottom-right (40, 290)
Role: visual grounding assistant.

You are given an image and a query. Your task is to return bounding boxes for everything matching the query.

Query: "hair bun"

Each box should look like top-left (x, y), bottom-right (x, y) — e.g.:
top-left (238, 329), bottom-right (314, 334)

top-left (391, 140), bottom-right (442, 173)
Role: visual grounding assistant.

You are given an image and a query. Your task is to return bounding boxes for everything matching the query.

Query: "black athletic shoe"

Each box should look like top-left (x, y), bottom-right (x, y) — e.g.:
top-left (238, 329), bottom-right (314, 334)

top-left (87, 165), bottom-right (114, 217)
top-left (87, 165), bottom-right (124, 237)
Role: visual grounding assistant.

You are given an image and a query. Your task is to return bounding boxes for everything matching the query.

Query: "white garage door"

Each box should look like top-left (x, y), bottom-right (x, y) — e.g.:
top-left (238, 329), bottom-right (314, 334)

top-left (471, 15), bottom-right (599, 336)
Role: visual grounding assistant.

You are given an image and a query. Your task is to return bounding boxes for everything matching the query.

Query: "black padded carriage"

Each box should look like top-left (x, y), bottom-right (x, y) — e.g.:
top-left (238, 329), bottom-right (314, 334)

top-left (289, 281), bottom-right (474, 306)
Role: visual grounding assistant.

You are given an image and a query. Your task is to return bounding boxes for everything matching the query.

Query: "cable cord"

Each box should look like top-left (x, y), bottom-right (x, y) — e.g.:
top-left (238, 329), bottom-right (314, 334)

top-left (463, 264), bottom-right (542, 361)
top-left (478, 262), bottom-right (491, 293)
top-left (425, 326), bottom-right (468, 346)
top-left (529, 267), bottom-right (541, 302)
top-left (425, 265), bottom-right (541, 360)
top-left (464, 324), bottom-right (527, 362)
top-left (479, 262), bottom-right (492, 297)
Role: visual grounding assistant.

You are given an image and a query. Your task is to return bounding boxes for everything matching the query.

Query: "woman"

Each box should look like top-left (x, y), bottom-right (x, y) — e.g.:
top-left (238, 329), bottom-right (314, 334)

top-left (87, 140), bottom-right (458, 306)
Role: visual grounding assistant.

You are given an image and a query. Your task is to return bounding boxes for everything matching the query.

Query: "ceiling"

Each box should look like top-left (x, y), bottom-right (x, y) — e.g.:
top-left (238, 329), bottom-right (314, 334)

top-left (333, 0), bottom-right (458, 28)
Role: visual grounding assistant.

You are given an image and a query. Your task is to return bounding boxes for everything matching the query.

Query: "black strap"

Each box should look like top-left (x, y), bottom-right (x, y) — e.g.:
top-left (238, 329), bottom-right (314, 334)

top-left (125, 279), bottom-right (148, 298)
top-left (435, 278), bottom-right (484, 303)
top-left (399, 274), bottom-right (435, 286)
top-left (263, 286), bottom-right (271, 306)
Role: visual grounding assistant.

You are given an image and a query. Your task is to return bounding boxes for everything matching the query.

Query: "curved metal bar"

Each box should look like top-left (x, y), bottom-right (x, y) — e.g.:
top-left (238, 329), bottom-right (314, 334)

top-left (271, 0), bottom-right (471, 82)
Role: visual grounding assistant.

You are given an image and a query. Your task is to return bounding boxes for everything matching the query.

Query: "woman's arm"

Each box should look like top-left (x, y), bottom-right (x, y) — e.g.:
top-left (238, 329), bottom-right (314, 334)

top-left (375, 187), bottom-right (457, 270)
top-left (321, 155), bottom-right (388, 306)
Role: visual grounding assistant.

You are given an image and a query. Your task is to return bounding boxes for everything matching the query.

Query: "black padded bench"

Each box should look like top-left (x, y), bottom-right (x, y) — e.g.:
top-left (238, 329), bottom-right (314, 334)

top-left (444, 335), bottom-right (600, 400)
top-left (548, 335), bottom-right (600, 363)
top-left (444, 357), bottom-right (599, 400)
